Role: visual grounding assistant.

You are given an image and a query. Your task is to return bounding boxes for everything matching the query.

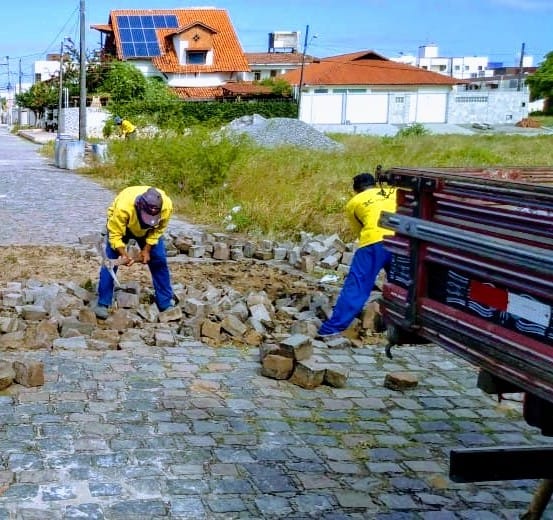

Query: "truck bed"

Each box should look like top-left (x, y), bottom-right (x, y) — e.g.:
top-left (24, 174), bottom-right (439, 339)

top-left (379, 167), bottom-right (553, 417)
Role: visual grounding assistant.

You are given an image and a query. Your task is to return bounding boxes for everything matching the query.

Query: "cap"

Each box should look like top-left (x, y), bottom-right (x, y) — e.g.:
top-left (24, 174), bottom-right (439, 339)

top-left (353, 173), bottom-right (376, 192)
top-left (137, 188), bottom-right (162, 227)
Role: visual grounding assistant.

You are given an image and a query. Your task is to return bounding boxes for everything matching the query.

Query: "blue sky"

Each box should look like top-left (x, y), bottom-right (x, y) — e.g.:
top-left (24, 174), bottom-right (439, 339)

top-left (1, 0), bottom-right (551, 88)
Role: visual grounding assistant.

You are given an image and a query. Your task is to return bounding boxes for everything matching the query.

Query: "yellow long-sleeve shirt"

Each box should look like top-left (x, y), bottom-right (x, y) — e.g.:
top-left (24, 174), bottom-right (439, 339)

top-left (106, 186), bottom-right (173, 250)
top-left (120, 119), bottom-right (136, 137)
top-left (345, 186), bottom-right (396, 247)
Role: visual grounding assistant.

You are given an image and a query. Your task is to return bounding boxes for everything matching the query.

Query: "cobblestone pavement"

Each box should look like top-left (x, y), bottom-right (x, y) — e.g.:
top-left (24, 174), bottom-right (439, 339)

top-left (0, 126), bottom-right (197, 246)
top-left (1, 125), bottom-right (552, 519)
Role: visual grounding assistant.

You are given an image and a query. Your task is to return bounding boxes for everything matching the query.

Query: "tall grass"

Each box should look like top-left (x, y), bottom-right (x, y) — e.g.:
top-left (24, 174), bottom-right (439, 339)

top-left (82, 129), bottom-right (553, 239)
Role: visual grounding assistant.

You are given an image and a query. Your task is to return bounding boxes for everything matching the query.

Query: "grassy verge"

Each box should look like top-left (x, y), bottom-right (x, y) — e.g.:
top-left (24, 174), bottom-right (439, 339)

top-left (80, 128), bottom-right (553, 240)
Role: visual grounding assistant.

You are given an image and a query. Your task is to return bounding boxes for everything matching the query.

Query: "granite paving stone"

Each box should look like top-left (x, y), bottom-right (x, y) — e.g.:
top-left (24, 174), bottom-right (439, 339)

top-left (1, 126), bottom-right (553, 518)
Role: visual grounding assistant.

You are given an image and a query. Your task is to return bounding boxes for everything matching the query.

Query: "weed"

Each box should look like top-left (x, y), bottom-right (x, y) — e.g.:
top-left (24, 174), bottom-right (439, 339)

top-left (396, 123), bottom-right (431, 138)
top-left (78, 128), bottom-right (553, 239)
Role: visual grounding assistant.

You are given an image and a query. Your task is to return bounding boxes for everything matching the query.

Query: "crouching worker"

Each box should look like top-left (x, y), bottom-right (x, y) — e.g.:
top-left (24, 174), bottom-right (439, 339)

top-left (94, 186), bottom-right (175, 319)
top-left (114, 116), bottom-right (137, 140)
top-left (318, 172), bottom-right (396, 337)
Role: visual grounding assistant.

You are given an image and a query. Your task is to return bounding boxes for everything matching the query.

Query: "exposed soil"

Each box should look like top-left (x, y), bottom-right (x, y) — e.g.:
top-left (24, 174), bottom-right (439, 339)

top-left (0, 246), bottom-right (322, 300)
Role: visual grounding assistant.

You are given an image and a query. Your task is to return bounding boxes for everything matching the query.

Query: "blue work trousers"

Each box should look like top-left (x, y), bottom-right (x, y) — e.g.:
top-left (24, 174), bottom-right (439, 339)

top-left (97, 237), bottom-right (173, 311)
top-left (319, 241), bottom-right (391, 335)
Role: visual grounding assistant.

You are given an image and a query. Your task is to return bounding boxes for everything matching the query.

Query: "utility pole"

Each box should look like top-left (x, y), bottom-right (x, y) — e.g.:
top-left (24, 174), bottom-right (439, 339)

top-left (79, 0), bottom-right (87, 141)
top-left (297, 25), bottom-right (309, 119)
top-left (517, 42), bottom-right (525, 92)
top-left (18, 58), bottom-right (22, 125)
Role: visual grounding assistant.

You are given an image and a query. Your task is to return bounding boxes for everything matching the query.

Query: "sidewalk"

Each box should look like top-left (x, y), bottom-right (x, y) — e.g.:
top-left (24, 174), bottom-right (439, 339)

top-left (17, 127), bottom-right (57, 144)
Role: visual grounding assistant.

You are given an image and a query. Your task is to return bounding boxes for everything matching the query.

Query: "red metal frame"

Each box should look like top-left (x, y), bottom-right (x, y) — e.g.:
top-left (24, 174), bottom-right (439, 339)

top-left (380, 167), bottom-right (553, 406)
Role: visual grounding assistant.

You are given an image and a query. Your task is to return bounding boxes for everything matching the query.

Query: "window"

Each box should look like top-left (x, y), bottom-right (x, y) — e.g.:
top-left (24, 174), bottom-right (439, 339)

top-left (314, 88), bottom-right (329, 93)
top-left (270, 70), bottom-right (277, 78)
top-left (333, 89), bottom-right (347, 93)
top-left (455, 96), bottom-right (488, 103)
top-left (395, 96), bottom-right (405, 103)
top-left (454, 65), bottom-right (460, 71)
top-left (253, 71), bottom-right (261, 81)
top-left (187, 51), bottom-right (207, 65)
top-left (439, 65), bottom-right (447, 71)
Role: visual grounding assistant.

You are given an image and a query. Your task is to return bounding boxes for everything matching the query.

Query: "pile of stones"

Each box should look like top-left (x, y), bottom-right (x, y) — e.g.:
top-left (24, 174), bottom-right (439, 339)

top-left (0, 229), bottom-right (385, 390)
top-left (260, 333), bottom-right (350, 389)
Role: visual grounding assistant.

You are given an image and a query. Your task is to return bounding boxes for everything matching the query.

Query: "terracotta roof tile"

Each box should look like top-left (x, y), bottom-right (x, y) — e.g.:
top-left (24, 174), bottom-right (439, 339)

top-left (222, 83), bottom-right (273, 95)
top-left (170, 82), bottom-right (273, 100)
top-left (170, 87), bottom-right (223, 99)
top-left (281, 50), bottom-right (465, 87)
top-left (102, 8), bottom-right (250, 74)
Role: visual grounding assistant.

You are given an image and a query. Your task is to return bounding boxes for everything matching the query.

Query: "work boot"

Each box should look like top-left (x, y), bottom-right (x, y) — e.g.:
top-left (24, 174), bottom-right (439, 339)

top-left (94, 304), bottom-right (109, 320)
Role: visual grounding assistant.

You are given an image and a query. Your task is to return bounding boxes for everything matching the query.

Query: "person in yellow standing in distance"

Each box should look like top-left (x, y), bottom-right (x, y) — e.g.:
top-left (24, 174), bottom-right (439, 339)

top-left (114, 116), bottom-right (137, 140)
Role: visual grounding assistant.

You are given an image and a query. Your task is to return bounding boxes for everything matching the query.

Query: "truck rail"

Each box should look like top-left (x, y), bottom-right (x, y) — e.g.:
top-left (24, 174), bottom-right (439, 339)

top-left (379, 166), bottom-right (553, 517)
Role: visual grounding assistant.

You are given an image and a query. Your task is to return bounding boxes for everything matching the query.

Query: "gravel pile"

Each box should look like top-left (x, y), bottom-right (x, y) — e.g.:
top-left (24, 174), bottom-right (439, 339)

top-left (224, 114), bottom-right (344, 151)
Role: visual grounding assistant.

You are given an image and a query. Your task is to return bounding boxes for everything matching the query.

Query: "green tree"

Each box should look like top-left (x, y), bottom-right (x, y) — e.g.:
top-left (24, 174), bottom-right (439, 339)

top-left (99, 61), bottom-right (147, 104)
top-left (259, 77), bottom-right (292, 97)
top-left (15, 82), bottom-right (58, 121)
top-left (526, 51), bottom-right (553, 113)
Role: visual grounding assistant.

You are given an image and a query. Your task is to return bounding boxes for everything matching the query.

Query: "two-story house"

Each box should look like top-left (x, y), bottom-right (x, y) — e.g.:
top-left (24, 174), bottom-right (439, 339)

top-left (92, 8), bottom-right (256, 100)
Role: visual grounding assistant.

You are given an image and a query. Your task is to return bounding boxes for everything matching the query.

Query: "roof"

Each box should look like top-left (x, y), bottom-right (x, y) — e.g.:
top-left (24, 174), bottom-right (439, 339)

top-left (171, 87), bottom-right (223, 100)
top-left (245, 52), bottom-right (316, 66)
top-left (170, 83), bottom-right (272, 100)
top-left (281, 50), bottom-right (465, 87)
top-left (92, 8), bottom-right (250, 74)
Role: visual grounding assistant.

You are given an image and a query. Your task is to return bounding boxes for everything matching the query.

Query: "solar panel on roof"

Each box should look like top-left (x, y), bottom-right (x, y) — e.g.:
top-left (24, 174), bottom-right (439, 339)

top-left (164, 15), bottom-right (178, 28)
top-left (142, 15), bottom-right (154, 27)
top-left (152, 15), bottom-right (166, 28)
top-left (116, 14), bottom-right (165, 58)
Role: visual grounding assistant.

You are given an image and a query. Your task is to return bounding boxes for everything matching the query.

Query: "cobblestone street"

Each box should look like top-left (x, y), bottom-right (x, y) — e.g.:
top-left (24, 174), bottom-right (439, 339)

top-left (1, 125), bottom-right (552, 519)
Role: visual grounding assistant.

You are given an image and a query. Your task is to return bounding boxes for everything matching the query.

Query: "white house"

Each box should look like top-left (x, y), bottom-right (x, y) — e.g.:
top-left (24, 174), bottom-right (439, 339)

top-left (281, 50), bottom-right (463, 127)
top-left (281, 50), bottom-right (530, 131)
top-left (92, 8), bottom-right (253, 100)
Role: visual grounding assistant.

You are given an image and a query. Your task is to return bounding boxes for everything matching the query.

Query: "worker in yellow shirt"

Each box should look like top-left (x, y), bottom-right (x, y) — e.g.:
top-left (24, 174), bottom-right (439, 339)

top-left (94, 186), bottom-right (175, 319)
top-left (114, 116), bottom-right (137, 139)
top-left (318, 172), bottom-right (397, 337)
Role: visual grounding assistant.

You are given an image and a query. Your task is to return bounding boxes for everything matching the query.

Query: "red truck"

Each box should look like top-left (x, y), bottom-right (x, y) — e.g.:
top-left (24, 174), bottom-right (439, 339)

top-left (378, 167), bottom-right (553, 519)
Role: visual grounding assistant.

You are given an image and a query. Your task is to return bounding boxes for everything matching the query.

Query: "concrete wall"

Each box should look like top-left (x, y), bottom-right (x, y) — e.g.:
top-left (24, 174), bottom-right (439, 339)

top-left (447, 90), bottom-right (529, 124)
top-left (300, 87), bottom-right (530, 131)
top-left (59, 107), bottom-right (109, 139)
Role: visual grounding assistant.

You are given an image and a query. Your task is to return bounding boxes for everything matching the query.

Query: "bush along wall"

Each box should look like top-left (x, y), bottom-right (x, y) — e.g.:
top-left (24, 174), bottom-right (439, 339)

top-left (111, 99), bottom-right (298, 131)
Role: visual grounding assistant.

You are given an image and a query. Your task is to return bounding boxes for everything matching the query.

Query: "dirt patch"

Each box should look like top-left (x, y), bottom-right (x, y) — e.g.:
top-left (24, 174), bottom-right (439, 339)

top-left (0, 246), bottom-right (322, 300)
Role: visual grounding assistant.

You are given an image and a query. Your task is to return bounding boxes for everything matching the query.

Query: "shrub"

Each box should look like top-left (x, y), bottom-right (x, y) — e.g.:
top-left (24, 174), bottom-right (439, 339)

top-left (396, 123), bottom-right (431, 138)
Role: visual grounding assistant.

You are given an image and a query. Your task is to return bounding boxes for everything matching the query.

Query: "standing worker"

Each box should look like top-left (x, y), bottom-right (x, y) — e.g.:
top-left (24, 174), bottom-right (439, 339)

top-left (114, 116), bottom-right (137, 140)
top-left (318, 173), bottom-right (396, 337)
top-left (94, 186), bottom-right (175, 319)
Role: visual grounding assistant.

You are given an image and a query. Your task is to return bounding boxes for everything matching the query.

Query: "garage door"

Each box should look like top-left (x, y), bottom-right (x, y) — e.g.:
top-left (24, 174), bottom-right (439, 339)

top-left (416, 93), bottom-right (447, 123)
top-left (307, 94), bottom-right (342, 124)
top-left (345, 93), bottom-right (388, 123)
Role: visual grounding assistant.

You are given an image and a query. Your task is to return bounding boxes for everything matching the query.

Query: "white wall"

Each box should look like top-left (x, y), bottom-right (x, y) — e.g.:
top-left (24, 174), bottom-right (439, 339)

top-left (60, 107), bottom-right (109, 139)
top-left (299, 87), bottom-right (450, 125)
top-left (166, 72), bottom-right (232, 87)
top-left (448, 89), bottom-right (529, 124)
